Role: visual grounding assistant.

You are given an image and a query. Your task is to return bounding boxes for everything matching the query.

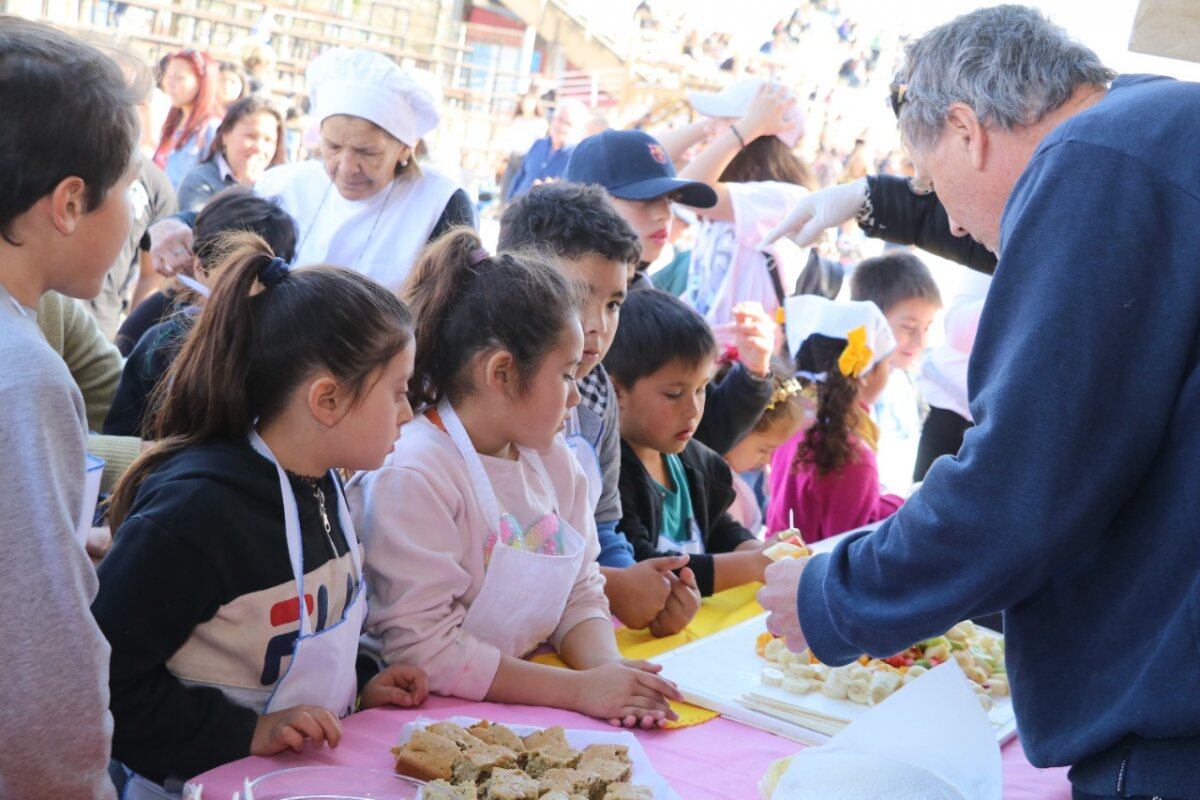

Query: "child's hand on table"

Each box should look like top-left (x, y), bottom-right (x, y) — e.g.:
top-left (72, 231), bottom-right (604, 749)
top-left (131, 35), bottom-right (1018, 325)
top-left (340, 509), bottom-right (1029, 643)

top-left (251, 705), bottom-right (342, 756)
top-left (605, 555), bottom-right (690, 630)
top-left (647, 567), bottom-right (701, 638)
top-left (571, 661), bottom-right (684, 730)
top-left (362, 663), bottom-right (430, 710)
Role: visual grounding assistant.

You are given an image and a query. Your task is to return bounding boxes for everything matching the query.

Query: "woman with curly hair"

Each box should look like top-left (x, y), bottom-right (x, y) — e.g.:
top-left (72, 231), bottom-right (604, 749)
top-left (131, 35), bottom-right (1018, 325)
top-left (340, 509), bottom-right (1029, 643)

top-left (765, 295), bottom-right (903, 541)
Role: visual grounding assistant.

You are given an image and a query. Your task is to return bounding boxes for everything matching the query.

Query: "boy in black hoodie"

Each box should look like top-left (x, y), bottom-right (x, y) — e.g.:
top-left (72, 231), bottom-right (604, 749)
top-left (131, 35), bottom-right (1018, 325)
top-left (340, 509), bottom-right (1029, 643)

top-left (606, 289), bottom-right (771, 598)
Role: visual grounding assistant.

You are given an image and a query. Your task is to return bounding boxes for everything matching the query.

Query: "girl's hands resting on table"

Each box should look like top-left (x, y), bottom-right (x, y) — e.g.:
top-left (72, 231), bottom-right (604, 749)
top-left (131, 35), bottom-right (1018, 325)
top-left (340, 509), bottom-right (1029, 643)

top-left (251, 705), bottom-right (343, 756)
top-left (570, 660), bottom-right (684, 730)
top-left (362, 663), bottom-right (430, 710)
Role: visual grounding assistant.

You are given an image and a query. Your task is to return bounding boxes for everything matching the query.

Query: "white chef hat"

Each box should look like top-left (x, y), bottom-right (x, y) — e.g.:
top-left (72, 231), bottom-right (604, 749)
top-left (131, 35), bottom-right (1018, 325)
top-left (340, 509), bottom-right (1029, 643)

top-left (687, 77), bottom-right (806, 148)
top-left (784, 295), bottom-right (896, 380)
top-left (306, 48), bottom-right (440, 148)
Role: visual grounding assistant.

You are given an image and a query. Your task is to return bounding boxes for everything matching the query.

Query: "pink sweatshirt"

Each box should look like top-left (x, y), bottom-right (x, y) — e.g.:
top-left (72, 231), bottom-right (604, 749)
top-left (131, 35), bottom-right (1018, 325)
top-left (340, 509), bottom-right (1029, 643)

top-left (765, 430), bottom-right (904, 542)
top-left (347, 414), bottom-right (609, 702)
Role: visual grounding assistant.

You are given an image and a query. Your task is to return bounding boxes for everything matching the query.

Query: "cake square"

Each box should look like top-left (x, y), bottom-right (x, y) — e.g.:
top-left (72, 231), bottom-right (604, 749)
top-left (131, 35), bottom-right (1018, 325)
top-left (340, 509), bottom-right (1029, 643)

top-left (427, 721), bottom-right (486, 751)
top-left (521, 745), bottom-right (582, 778)
top-left (480, 767), bottom-right (539, 800)
top-left (602, 784), bottom-right (654, 800)
top-left (451, 743), bottom-right (519, 785)
top-left (521, 726), bottom-right (570, 752)
top-left (391, 729), bottom-right (459, 782)
top-left (467, 720), bottom-right (526, 752)
top-left (537, 767), bottom-right (603, 799)
top-left (580, 744), bottom-right (630, 764)
top-left (420, 779), bottom-right (478, 799)
top-left (577, 755), bottom-right (632, 786)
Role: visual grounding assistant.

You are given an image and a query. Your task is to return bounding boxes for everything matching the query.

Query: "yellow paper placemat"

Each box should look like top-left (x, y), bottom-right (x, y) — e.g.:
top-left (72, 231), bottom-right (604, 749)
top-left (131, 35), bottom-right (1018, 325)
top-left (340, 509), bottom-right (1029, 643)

top-left (534, 583), bottom-right (765, 727)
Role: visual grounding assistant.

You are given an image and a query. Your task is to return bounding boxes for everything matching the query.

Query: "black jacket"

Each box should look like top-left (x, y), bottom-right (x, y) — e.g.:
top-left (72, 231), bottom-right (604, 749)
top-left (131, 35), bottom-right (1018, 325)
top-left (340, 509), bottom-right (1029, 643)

top-left (617, 438), bottom-right (757, 596)
top-left (696, 361), bottom-right (773, 455)
top-left (93, 438), bottom-right (353, 784)
top-left (863, 174), bottom-right (998, 274)
top-left (105, 313), bottom-right (191, 437)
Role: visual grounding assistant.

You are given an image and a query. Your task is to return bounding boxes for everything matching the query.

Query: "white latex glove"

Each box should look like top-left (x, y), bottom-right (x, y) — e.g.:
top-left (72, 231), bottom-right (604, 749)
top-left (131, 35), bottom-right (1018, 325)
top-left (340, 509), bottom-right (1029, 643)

top-left (757, 555), bottom-right (811, 653)
top-left (759, 177), bottom-right (868, 249)
top-left (149, 217), bottom-right (196, 278)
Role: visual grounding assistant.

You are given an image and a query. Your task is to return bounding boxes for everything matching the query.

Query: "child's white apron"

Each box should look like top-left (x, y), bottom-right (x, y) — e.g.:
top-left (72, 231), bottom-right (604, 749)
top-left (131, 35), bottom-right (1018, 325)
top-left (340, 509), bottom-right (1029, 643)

top-left (439, 401), bottom-right (585, 658)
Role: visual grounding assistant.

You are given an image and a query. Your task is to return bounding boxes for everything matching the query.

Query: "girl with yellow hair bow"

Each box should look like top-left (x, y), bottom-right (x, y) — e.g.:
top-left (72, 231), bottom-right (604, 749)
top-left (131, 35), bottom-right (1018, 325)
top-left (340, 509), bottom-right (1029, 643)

top-left (764, 295), bottom-right (904, 542)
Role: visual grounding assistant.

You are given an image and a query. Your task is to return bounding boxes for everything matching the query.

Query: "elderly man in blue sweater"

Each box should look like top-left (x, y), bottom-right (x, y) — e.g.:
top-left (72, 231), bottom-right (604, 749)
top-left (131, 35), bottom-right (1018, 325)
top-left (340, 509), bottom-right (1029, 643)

top-left (759, 6), bottom-right (1200, 799)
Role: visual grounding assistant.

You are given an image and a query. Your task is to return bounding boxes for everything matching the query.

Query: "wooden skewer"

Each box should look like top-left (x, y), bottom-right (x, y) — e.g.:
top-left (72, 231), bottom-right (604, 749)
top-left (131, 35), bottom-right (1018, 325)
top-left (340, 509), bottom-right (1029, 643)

top-left (740, 695), bottom-right (847, 737)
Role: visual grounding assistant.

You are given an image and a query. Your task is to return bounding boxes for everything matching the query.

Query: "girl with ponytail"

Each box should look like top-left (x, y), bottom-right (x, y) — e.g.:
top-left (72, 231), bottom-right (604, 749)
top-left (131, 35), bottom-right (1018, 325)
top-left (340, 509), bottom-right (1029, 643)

top-left (349, 227), bottom-right (684, 730)
top-left (94, 234), bottom-right (429, 798)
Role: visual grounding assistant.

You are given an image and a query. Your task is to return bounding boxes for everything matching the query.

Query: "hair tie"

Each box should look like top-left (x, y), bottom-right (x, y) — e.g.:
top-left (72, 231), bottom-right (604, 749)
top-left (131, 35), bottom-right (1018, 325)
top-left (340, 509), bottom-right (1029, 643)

top-left (470, 247), bottom-right (490, 266)
top-left (258, 255), bottom-right (290, 288)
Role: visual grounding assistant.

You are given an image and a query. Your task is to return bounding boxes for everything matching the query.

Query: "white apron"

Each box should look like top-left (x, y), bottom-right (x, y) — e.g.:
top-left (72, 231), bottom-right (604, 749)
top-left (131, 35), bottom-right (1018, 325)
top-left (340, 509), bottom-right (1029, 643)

top-left (439, 402), bottom-right (586, 658)
top-left (256, 160), bottom-right (459, 291)
top-left (120, 432), bottom-right (366, 800)
top-left (563, 407), bottom-right (603, 512)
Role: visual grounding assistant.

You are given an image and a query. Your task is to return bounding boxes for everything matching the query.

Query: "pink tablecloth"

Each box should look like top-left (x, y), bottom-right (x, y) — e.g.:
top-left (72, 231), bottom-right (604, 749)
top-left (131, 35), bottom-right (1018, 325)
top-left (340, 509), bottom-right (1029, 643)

top-left (192, 696), bottom-right (1070, 799)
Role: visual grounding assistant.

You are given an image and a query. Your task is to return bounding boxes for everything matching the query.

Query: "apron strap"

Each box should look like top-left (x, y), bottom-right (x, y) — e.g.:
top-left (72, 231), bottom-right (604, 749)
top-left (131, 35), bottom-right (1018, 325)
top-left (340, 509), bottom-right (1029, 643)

top-left (249, 430), bottom-right (311, 636)
top-left (437, 401), bottom-right (563, 524)
top-left (248, 434), bottom-right (360, 633)
top-left (516, 444), bottom-right (560, 517)
top-left (329, 474), bottom-right (363, 583)
top-left (437, 401), bottom-right (505, 525)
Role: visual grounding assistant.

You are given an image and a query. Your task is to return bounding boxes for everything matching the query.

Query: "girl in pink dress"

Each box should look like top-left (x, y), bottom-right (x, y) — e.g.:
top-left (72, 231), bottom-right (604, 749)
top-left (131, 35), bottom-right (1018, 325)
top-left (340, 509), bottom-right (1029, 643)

top-left (766, 296), bottom-right (904, 541)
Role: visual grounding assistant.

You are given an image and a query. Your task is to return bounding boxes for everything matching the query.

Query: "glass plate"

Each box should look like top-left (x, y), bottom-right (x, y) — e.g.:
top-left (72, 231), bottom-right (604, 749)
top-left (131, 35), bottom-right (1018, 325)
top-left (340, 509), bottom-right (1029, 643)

top-left (246, 766), bottom-right (422, 800)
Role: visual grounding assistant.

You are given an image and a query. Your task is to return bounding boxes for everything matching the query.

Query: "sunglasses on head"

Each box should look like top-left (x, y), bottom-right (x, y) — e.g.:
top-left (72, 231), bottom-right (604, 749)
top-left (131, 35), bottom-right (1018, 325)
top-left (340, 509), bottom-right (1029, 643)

top-left (888, 81), bottom-right (908, 119)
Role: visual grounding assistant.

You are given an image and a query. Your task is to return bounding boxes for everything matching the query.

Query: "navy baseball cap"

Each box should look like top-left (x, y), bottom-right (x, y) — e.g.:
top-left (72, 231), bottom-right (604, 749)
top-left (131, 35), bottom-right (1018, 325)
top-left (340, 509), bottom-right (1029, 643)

top-left (565, 129), bottom-right (717, 209)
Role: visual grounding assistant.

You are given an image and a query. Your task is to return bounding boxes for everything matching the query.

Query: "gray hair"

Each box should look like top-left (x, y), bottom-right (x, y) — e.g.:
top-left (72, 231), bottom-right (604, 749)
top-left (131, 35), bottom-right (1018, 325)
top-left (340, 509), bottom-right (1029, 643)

top-left (897, 5), bottom-right (1116, 150)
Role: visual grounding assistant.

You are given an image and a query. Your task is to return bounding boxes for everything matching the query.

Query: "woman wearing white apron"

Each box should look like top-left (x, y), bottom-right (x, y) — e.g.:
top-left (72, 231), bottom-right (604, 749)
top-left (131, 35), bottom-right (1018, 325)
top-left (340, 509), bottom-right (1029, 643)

top-left (93, 239), bottom-right (427, 798)
top-left (351, 230), bottom-right (682, 728)
top-left (148, 47), bottom-right (474, 290)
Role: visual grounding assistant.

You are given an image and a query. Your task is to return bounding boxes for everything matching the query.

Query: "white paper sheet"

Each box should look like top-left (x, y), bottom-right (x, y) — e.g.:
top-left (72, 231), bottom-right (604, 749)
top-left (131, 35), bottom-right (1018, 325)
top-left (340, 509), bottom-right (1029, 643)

top-left (398, 716), bottom-right (680, 800)
top-left (772, 662), bottom-right (1002, 800)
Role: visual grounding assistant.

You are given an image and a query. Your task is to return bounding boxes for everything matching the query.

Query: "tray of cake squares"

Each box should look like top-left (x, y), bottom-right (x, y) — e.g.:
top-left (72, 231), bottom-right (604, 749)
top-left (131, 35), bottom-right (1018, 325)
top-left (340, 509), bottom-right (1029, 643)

top-left (388, 716), bottom-right (680, 800)
top-left (649, 532), bottom-right (1018, 746)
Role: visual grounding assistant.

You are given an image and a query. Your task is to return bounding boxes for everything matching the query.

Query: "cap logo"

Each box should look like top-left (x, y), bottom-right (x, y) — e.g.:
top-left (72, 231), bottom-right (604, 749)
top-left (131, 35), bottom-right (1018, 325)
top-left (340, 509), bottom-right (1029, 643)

top-left (647, 144), bottom-right (667, 164)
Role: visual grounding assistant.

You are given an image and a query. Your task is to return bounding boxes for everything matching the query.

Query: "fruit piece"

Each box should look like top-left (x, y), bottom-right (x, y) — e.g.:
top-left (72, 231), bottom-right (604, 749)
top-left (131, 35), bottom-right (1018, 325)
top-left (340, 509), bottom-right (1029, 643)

top-left (761, 667), bottom-right (785, 687)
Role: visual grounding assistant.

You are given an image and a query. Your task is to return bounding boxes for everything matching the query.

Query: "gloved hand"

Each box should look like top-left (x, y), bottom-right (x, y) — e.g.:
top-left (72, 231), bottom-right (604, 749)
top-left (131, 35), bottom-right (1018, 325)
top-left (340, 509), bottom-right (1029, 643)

top-left (759, 177), bottom-right (868, 249)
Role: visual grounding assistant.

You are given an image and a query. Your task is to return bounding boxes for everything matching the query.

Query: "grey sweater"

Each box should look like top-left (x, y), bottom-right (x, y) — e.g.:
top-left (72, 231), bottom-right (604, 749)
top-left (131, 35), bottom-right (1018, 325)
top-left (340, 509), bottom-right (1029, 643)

top-left (0, 285), bottom-right (115, 799)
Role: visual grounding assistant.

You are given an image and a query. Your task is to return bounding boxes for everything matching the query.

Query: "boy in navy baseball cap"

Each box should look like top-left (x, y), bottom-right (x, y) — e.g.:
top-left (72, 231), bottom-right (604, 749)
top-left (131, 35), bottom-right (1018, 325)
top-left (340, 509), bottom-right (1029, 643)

top-left (566, 129), bottom-right (716, 282)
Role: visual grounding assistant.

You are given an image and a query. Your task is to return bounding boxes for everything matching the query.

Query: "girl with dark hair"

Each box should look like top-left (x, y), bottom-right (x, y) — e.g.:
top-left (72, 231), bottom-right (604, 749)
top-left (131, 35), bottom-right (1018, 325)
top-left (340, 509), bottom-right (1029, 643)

top-left (765, 295), bottom-right (904, 542)
top-left (105, 188), bottom-right (298, 437)
top-left (676, 79), bottom-right (823, 335)
top-left (177, 95), bottom-right (287, 212)
top-left (217, 60), bottom-right (248, 109)
top-left (349, 227), bottom-right (683, 727)
top-left (94, 234), bottom-right (428, 798)
top-left (719, 356), bottom-right (813, 532)
top-left (154, 49), bottom-right (224, 188)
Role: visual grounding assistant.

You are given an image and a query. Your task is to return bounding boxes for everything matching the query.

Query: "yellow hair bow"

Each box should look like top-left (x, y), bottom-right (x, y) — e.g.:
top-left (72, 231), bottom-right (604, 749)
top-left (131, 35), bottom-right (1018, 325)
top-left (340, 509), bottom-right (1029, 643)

top-left (838, 325), bottom-right (873, 378)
